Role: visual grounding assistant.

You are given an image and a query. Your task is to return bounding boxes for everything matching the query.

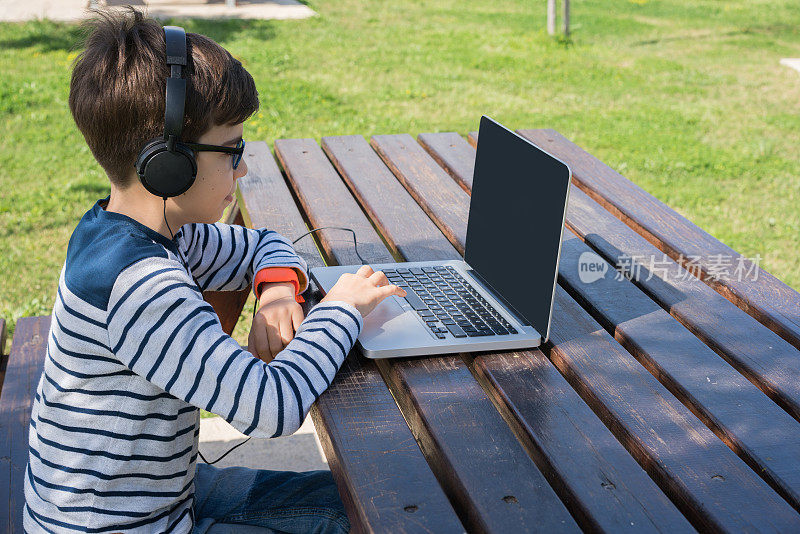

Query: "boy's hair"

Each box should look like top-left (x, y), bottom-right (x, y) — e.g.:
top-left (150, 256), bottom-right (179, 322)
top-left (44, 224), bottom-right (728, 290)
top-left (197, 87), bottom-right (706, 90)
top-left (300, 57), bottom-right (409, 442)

top-left (68, 5), bottom-right (259, 189)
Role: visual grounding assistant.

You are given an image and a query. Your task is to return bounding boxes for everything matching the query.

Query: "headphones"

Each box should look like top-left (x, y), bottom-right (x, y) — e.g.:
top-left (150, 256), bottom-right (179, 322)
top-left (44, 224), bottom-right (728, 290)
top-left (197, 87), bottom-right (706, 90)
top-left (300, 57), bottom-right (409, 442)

top-left (134, 25), bottom-right (197, 199)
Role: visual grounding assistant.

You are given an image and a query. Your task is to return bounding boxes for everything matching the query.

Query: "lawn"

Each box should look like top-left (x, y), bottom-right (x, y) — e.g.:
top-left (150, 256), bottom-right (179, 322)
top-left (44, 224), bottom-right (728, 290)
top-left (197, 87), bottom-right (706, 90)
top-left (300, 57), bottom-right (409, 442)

top-left (1, 0), bottom-right (798, 352)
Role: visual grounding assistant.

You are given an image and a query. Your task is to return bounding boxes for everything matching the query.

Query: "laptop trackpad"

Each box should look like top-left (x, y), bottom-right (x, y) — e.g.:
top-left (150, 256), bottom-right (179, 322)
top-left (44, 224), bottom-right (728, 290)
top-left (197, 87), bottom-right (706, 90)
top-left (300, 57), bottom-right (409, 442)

top-left (358, 296), bottom-right (427, 349)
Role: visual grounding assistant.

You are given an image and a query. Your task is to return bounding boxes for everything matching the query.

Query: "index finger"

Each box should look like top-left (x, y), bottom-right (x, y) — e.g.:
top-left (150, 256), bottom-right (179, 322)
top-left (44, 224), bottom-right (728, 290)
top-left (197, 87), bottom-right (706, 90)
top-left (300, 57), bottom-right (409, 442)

top-left (356, 265), bottom-right (374, 278)
top-left (250, 323), bottom-right (270, 363)
top-left (381, 283), bottom-right (407, 298)
top-left (292, 306), bottom-right (304, 332)
top-left (266, 323), bottom-right (283, 360)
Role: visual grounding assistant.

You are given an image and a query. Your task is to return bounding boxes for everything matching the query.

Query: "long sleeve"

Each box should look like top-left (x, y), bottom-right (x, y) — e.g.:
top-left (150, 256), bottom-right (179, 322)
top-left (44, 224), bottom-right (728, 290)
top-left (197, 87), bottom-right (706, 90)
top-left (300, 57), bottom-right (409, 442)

top-left (105, 256), bottom-right (361, 438)
top-left (175, 223), bottom-right (309, 297)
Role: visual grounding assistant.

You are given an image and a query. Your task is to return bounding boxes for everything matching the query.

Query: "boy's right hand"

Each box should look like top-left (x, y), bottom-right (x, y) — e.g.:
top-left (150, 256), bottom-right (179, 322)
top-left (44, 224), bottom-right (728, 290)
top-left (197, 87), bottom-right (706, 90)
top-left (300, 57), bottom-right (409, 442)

top-left (320, 265), bottom-right (407, 319)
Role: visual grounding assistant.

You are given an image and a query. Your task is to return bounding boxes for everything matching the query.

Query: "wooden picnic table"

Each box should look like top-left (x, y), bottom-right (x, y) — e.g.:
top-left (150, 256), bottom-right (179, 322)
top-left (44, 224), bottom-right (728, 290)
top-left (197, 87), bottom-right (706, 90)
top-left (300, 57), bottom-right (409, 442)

top-left (2, 127), bottom-right (800, 532)
top-left (234, 127), bottom-right (800, 533)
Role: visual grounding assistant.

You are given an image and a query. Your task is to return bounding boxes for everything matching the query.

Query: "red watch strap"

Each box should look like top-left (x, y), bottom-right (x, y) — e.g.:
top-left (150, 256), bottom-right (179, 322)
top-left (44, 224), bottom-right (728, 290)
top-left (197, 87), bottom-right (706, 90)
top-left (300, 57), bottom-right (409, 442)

top-left (254, 267), bottom-right (305, 303)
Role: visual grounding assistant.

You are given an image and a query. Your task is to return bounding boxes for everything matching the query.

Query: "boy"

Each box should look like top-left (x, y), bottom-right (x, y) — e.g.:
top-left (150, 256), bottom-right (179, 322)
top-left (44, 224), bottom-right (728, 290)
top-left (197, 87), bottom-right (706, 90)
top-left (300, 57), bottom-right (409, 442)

top-left (23, 6), bottom-right (405, 533)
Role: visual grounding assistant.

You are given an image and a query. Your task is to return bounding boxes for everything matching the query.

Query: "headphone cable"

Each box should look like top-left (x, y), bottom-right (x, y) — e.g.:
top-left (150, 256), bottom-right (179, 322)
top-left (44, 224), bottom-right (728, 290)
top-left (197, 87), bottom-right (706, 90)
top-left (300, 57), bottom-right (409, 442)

top-left (164, 199), bottom-right (236, 465)
top-left (164, 209), bottom-right (367, 465)
top-left (251, 226), bottom-right (367, 320)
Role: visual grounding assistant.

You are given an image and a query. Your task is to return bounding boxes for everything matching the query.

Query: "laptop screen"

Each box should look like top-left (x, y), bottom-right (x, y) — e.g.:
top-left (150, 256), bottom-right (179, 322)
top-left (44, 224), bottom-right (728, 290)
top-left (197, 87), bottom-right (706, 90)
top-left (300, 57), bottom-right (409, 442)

top-left (464, 116), bottom-right (571, 342)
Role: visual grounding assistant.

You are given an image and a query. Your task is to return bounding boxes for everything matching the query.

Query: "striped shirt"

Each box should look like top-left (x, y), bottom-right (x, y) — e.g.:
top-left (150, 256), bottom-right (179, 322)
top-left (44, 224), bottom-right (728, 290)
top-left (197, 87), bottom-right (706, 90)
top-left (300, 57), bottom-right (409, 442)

top-left (24, 195), bottom-right (362, 533)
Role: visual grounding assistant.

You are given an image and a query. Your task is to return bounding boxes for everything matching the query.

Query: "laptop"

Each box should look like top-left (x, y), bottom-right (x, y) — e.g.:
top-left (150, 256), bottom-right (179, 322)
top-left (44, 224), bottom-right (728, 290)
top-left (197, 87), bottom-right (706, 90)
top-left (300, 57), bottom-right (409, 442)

top-left (310, 115), bottom-right (572, 359)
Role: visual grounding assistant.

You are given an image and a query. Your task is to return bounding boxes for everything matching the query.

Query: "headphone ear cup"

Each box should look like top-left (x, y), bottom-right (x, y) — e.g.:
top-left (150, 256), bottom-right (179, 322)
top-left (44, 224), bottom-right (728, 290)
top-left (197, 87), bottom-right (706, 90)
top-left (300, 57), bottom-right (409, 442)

top-left (137, 142), bottom-right (197, 198)
top-left (135, 138), bottom-right (166, 177)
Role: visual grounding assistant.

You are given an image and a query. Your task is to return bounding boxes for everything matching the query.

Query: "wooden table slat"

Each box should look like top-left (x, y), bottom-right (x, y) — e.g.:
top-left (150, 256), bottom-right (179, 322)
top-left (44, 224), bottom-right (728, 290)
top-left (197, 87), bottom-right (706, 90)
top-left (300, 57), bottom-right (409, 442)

top-left (416, 132), bottom-right (475, 194)
top-left (338, 134), bottom-right (694, 532)
top-left (548, 287), bottom-right (800, 530)
top-left (408, 133), bottom-right (800, 530)
top-left (236, 141), bottom-right (466, 533)
top-left (561, 182), bottom-right (800, 414)
top-left (0, 316), bottom-right (50, 533)
top-left (370, 134), bottom-right (470, 255)
top-left (560, 228), bottom-right (800, 507)
top-left (275, 137), bottom-right (580, 533)
top-left (519, 129), bottom-right (800, 351)
top-left (466, 349), bottom-right (695, 533)
top-left (321, 135), bottom-right (462, 263)
top-left (275, 138), bottom-right (396, 266)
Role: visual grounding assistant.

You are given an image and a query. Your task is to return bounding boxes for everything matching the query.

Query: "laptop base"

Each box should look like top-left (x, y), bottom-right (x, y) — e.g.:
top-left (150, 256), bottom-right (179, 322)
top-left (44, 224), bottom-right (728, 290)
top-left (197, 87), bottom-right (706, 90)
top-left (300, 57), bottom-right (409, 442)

top-left (310, 260), bottom-right (542, 360)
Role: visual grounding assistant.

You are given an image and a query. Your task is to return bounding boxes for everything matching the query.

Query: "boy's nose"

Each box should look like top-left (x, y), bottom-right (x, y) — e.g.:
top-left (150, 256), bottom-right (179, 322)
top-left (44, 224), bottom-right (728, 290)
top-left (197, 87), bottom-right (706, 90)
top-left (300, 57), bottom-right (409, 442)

top-left (235, 158), bottom-right (248, 178)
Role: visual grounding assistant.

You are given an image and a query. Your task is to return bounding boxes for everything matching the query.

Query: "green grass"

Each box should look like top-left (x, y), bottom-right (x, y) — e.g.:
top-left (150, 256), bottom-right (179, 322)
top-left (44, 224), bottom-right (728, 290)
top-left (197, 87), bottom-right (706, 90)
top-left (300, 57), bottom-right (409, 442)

top-left (1, 0), bottom-right (799, 352)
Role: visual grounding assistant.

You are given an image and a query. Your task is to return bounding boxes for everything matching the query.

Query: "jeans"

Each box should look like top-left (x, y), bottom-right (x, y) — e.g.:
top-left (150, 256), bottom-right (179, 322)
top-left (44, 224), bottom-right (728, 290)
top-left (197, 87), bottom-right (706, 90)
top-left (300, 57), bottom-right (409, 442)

top-left (191, 463), bottom-right (350, 534)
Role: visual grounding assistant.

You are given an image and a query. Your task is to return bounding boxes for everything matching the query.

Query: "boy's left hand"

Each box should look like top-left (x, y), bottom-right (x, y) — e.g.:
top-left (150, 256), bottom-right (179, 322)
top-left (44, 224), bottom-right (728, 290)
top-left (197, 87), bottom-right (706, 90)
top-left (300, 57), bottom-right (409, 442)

top-left (248, 282), bottom-right (304, 364)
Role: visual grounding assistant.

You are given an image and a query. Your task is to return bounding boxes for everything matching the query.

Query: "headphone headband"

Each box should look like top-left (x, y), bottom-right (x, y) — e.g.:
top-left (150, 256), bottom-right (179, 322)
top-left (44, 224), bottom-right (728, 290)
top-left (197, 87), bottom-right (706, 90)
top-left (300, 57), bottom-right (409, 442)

top-left (134, 25), bottom-right (198, 199)
top-left (163, 26), bottom-right (187, 149)
top-left (164, 24), bottom-right (187, 66)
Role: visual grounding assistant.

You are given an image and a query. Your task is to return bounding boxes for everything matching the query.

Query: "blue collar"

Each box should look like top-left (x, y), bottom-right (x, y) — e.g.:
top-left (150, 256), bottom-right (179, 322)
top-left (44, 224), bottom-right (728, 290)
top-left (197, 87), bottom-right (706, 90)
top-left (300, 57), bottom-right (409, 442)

top-left (93, 195), bottom-right (180, 254)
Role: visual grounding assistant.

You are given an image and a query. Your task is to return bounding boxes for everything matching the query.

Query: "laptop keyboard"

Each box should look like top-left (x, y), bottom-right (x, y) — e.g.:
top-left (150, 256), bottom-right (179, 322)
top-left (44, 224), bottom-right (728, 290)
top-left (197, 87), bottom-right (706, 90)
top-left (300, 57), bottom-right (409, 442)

top-left (383, 265), bottom-right (518, 339)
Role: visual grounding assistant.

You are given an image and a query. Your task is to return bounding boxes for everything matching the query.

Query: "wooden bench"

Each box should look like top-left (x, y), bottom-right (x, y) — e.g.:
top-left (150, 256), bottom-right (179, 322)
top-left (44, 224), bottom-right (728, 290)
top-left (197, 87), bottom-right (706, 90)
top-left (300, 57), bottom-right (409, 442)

top-left (0, 203), bottom-right (250, 532)
top-left (0, 318), bottom-right (6, 389)
top-left (235, 128), bottom-right (800, 532)
top-left (0, 315), bottom-right (49, 533)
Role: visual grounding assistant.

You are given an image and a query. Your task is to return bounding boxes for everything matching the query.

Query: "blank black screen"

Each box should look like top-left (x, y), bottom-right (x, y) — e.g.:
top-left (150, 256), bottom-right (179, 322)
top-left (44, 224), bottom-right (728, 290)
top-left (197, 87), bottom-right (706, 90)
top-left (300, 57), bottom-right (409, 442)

top-left (464, 116), bottom-right (571, 340)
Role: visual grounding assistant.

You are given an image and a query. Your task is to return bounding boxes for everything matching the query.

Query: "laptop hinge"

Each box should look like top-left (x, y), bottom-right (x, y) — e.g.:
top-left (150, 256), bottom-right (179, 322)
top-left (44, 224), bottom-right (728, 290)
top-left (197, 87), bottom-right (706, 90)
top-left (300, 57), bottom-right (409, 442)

top-left (466, 268), bottom-right (531, 327)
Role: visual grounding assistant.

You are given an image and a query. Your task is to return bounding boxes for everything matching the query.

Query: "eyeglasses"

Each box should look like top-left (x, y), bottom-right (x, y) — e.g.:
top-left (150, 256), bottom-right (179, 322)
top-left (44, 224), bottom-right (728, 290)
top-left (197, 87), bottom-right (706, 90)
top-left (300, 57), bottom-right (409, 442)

top-left (181, 139), bottom-right (246, 169)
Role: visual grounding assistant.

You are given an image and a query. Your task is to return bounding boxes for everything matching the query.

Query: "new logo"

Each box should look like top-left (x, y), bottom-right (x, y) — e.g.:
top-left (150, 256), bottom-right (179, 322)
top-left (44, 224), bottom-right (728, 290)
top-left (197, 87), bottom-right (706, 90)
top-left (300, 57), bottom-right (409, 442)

top-left (578, 251), bottom-right (607, 284)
